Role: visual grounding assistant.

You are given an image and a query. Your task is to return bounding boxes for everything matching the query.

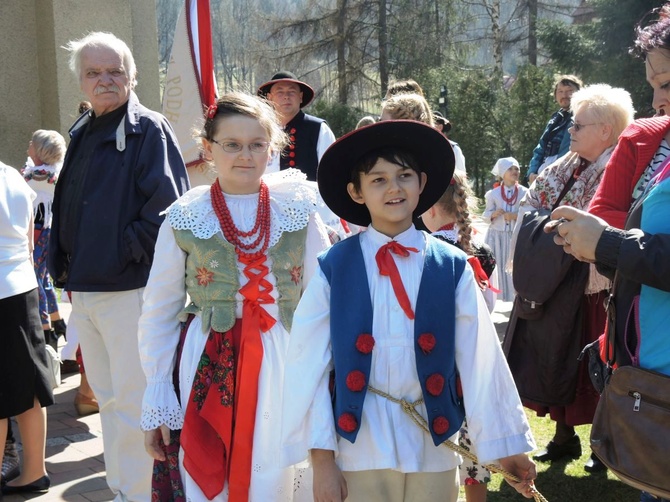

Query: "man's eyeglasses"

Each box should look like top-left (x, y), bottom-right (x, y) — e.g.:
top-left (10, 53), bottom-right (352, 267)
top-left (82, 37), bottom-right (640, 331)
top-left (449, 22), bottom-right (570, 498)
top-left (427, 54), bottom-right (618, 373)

top-left (210, 139), bottom-right (270, 153)
top-left (571, 122), bottom-right (600, 132)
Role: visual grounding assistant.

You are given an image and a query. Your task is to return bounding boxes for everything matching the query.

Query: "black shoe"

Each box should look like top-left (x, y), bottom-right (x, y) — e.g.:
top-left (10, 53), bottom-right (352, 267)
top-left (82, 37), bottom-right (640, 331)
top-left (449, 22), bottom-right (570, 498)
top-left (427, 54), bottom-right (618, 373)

top-left (60, 359), bottom-right (80, 375)
top-left (584, 453), bottom-right (607, 473)
top-left (533, 434), bottom-right (582, 462)
top-left (1, 475), bottom-right (50, 495)
top-left (52, 319), bottom-right (67, 341)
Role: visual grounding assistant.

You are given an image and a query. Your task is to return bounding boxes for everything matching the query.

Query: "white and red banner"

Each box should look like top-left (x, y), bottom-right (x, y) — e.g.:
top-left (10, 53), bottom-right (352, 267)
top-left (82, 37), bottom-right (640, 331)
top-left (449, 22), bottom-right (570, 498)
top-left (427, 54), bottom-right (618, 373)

top-left (162, 0), bottom-right (218, 185)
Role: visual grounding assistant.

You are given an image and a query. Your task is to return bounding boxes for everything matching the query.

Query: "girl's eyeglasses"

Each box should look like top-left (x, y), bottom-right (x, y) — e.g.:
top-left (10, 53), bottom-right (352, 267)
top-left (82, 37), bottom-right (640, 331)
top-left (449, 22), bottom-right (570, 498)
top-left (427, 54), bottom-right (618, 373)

top-left (210, 139), bottom-right (270, 153)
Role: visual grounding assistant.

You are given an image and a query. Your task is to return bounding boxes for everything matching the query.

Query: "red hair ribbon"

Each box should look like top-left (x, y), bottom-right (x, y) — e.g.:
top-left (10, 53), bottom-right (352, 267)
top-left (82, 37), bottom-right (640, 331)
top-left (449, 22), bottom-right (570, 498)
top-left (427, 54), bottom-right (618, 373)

top-left (206, 104), bottom-right (218, 119)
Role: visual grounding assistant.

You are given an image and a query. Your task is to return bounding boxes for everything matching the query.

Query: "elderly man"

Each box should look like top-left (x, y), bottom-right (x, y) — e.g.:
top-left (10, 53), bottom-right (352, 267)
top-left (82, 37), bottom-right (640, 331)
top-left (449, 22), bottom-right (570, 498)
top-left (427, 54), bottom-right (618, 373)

top-left (48, 32), bottom-right (189, 502)
top-left (526, 75), bottom-right (582, 184)
top-left (257, 71), bottom-right (336, 181)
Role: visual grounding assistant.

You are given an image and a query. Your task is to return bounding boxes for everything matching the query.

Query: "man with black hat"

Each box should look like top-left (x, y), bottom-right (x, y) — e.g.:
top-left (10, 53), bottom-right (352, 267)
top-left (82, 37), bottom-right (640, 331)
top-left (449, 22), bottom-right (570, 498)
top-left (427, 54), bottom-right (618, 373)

top-left (258, 71), bottom-right (336, 181)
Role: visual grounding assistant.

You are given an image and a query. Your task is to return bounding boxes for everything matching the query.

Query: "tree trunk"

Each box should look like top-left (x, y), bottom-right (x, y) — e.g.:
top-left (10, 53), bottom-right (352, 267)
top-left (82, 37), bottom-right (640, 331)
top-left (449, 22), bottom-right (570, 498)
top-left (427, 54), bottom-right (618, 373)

top-left (379, 0), bottom-right (389, 97)
top-left (528, 0), bottom-right (538, 65)
top-left (337, 0), bottom-right (348, 104)
top-left (491, 0), bottom-right (503, 81)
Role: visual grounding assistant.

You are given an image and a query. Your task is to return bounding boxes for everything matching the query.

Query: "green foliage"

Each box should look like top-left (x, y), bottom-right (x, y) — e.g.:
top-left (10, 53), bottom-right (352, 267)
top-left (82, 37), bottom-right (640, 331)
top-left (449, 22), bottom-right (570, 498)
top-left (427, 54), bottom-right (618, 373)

top-left (309, 100), bottom-right (365, 138)
top-left (448, 71), bottom-right (502, 196)
top-left (480, 415), bottom-right (641, 501)
top-left (538, 0), bottom-right (660, 116)
top-left (507, 65), bottom-right (557, 172)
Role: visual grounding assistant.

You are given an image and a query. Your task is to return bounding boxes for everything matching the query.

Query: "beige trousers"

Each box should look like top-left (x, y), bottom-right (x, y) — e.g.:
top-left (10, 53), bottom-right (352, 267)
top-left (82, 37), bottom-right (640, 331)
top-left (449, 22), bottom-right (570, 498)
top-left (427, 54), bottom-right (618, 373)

top-left (342, 468), bottom-right (459, 502)
top-left (71, 290), bottom-right (151, 502)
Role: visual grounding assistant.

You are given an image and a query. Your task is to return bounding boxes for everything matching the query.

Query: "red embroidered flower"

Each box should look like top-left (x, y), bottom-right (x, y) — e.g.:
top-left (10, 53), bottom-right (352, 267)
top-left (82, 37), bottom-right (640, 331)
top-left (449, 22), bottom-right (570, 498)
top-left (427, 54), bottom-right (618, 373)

top-left (337, 412), bottom-right (358, 433)
top-left (346, 370), bottom-right (366, 392)
top-left (456, 377), bottom-right (463, 398)
top-left (355, 334), bottom-right (375, 354)
top-left (417, 333), bottom-right (436, 354)
top-left (196, 267), bottom-right (214, 286)
top-left (432, 416), bottom-right (450, 435)
top-left (290, 265), bottom-right (302, 285)
top-left (426, 373), bottom-right (445, 396)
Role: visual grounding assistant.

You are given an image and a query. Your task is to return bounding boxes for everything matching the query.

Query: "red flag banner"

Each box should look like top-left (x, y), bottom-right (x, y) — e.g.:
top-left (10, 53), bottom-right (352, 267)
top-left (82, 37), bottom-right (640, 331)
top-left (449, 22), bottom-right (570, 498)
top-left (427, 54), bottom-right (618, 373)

top-left (162, 0), bottom-right (218, 185)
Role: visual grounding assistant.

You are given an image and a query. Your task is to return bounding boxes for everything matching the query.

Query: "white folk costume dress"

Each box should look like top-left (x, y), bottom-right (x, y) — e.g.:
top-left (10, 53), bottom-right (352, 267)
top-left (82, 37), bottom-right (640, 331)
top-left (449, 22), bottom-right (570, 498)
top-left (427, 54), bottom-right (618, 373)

top-left (281, 225), bottom-right (535, 483)
top-left (139, 169), bottom-right (331, 502)
top-left (483, 183), bottom-right (528, 301)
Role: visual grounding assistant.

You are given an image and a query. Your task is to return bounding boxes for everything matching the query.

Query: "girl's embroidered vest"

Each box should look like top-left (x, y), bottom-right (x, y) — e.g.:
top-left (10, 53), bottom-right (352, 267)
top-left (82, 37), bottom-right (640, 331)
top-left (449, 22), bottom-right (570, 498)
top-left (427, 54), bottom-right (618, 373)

top-left (174, 227), bottom-right (307, 333)
top-left (318, 233), bottom-right (466, 446)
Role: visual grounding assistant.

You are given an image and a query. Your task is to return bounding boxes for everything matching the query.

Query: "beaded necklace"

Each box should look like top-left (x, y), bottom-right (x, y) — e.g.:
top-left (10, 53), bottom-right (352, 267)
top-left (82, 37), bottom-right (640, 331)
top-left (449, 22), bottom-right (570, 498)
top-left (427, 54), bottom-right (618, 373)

top-left (210, 179), bottom-right (271, 261)
top-left (500, 182), bottom-right (519, 206)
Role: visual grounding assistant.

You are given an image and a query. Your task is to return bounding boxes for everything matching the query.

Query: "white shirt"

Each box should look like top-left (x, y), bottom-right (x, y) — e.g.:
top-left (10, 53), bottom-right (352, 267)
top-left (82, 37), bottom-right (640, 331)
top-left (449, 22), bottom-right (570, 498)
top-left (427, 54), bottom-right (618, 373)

top-left (281, 225), bottom-right (535, 472)
top-left (483, 184), bottom-right (529, 232)
top-left (0, 162), bottom-right (37, 300)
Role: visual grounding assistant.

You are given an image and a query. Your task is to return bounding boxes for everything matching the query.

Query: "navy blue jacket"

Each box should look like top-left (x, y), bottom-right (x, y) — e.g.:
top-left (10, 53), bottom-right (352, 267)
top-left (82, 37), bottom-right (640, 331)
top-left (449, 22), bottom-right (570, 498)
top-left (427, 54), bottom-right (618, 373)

top-left (48, 92), bottom-right (189, 292)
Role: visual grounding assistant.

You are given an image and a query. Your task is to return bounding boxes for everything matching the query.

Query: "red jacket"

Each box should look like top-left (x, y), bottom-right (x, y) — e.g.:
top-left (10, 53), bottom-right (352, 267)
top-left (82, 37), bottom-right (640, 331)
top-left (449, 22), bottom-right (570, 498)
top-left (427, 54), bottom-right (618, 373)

top-left (588, 116), bottom-right (670, 229)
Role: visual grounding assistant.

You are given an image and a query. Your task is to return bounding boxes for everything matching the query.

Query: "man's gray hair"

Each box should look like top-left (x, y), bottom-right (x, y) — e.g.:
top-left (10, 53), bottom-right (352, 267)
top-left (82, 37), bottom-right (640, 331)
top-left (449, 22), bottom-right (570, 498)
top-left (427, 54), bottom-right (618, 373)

top-left (64, 32), bottom-right (137, 88)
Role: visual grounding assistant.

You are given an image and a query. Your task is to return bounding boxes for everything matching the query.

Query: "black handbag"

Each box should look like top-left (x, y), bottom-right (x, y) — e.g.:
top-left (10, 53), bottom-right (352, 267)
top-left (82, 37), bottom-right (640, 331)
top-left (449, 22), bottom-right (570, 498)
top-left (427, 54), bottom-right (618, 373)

top-left (512, 175), bottom-right (581, 319)
top-left (590, 276), bottom-right (670, 499)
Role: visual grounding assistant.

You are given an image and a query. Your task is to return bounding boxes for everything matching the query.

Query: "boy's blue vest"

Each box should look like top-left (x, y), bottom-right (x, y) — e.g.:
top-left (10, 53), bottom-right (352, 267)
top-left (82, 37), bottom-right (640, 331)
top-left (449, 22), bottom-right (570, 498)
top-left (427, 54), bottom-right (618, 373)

top-left (318, 232), bottom-right (467, 446)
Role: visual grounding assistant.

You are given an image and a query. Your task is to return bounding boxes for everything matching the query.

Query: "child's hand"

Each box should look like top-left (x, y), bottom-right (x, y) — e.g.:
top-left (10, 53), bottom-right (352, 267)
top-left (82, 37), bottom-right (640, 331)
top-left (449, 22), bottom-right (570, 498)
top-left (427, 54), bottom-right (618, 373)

top-left (503, 211), bottom-right (517, 222)
top-left (498, 453), bottom-right (537, 499)
top-left (144, 425), bottom-right (171, 461)
top-left (311, 449), bottom-right (347, 502)
top-left (491, 209), bottom-right (504, 220)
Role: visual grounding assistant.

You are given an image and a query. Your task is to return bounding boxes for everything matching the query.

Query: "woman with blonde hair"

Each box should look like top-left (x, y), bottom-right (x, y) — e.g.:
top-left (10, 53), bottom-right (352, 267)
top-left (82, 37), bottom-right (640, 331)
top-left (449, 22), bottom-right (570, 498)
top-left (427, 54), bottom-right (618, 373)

top-left (506, 83), bottom-right (635, 473)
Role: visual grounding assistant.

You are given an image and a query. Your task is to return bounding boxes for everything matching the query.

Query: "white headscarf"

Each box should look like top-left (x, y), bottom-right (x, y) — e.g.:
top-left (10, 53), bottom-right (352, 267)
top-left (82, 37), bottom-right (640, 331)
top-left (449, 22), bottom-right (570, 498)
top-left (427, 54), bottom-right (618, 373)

top-left (491, 157), bottom-right (519, 178)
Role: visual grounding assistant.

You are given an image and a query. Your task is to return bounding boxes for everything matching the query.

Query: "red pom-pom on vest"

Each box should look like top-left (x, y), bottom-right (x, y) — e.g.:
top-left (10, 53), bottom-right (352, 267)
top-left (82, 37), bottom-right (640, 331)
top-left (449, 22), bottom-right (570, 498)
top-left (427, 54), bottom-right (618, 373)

top-left (417, 333), bottom-right (436, 354)
top-left (346, 370), bottom-right (366, 392)
top-left (432, 416), bottom-right (450, 435)
top-left (426, 373), bottom-right (445, 396)
top-left (337, 412), bottom-right (358, 433)
top-left (355, 334), bottom-right (375, 354)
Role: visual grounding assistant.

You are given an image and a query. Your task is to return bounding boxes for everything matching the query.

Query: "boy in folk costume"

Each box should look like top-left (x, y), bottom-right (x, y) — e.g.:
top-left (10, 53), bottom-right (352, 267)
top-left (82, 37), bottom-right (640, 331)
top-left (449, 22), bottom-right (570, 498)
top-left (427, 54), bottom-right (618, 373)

top-left (281, 121), bottom-right (537, 502)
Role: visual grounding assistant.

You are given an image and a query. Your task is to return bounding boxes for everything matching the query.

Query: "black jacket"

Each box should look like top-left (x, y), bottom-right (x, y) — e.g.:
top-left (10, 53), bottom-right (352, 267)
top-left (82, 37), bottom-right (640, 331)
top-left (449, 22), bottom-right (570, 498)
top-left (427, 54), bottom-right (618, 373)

top-left (48, 92), bottom-right (189, 292)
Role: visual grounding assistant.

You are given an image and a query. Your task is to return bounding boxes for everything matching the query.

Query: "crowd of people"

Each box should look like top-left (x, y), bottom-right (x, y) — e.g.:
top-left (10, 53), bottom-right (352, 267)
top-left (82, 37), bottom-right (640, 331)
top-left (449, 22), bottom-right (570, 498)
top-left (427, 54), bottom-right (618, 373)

top-left (2, 4), bottom-right (670, 502)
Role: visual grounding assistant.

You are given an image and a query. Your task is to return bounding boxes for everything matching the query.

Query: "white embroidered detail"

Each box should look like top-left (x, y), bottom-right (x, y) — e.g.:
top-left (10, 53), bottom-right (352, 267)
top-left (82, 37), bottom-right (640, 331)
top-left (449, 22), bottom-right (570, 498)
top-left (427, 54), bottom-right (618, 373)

top-left (140, 381), bottom-right (184, 431)
top-left (433, 228), bottom-right (460, 243)
top-left (166, 169), bottom-right (318, 248)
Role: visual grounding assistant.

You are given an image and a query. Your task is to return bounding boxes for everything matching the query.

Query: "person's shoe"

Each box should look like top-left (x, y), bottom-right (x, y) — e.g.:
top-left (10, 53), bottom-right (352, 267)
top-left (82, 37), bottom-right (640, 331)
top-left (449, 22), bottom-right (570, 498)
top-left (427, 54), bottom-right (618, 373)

top-left (44, 329), bottom-right (58, 351)
top-left (1, 440), bottom-right (20, 483)
top-left (60, 359), bottom-right (80, 375)
top-left (52, 319), bottom-right (67, 341)
top-left (74, 392), bottom-right (99, 416)
top-left (533, 434), bottom-right (582, 462)
top-left (584, 452), bottom-right (607, 473)
top-left (1, 475), bottom-right (50, 494)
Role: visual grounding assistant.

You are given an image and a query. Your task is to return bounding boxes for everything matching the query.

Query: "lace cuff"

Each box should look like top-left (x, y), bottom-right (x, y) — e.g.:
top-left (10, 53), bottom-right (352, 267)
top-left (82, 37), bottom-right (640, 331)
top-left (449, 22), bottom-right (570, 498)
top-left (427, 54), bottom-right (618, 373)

top-left (140, 379), bottom-right (185, 431)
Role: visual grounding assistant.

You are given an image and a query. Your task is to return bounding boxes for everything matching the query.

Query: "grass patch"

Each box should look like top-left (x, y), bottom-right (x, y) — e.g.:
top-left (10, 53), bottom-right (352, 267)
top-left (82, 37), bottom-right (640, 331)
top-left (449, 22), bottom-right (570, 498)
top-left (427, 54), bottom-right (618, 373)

top-left (463, 412), bottom-right (640, 501)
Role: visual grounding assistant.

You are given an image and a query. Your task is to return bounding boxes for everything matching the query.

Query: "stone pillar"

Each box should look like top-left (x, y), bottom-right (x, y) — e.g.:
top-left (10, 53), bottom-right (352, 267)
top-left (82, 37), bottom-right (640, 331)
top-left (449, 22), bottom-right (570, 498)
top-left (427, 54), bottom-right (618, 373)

top-left (0, 0), bottom-right (159, 169)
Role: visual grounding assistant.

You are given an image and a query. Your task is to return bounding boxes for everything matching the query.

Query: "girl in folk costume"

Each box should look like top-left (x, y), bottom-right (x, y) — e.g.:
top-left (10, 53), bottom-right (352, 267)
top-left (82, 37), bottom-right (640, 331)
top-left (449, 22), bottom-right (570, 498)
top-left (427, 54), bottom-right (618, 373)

top-left (421, 170), bottom-right (496, 502)
top-left (422, 171), bottom-right (498, 314)
top-left (22, 130), bottom-right (68, 348)
top-left (138, 92), bottom-right (331, 501)
top-left (483, 158), bottom-right (527, 301)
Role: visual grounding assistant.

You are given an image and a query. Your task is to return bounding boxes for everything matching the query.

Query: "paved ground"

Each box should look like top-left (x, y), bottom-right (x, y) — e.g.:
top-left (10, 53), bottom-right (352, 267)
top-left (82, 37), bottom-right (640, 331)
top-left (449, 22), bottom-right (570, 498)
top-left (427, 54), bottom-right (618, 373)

top-left (5, 298), bottom-right (513, 501)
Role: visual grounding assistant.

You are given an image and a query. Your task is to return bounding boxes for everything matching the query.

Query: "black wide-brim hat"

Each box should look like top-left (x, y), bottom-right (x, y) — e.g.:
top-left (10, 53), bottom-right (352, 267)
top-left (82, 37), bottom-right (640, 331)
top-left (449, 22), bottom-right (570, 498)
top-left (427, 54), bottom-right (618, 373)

top-left (257, 71), bottom-right (315, 108)
top-left (317, 120), bottom-right (455, 226)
